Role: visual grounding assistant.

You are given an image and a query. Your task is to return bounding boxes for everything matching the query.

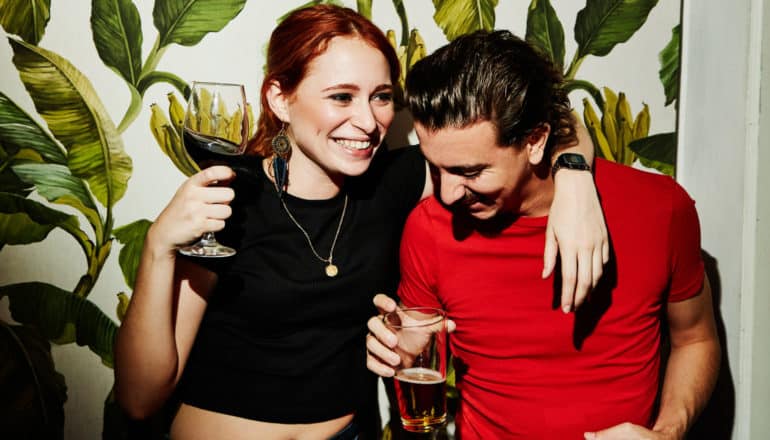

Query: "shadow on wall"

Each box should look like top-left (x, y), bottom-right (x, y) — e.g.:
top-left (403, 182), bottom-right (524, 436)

top-left (689, 251), bottom-right (735, 439)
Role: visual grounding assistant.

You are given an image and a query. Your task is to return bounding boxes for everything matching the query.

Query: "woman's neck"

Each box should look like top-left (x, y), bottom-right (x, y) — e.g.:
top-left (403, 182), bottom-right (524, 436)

top-left (263, 154), bottom-right (343, 200)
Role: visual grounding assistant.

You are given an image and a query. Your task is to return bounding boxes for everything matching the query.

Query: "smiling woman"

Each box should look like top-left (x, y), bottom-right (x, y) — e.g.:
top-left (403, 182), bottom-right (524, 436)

top-left (114, 5), bottom-right (426, 439)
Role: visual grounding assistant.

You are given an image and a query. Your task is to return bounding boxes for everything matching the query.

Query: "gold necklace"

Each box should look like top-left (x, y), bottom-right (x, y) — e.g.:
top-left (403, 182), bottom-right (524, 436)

top-left (271, 159), bottom-right (348, 277)
top-left (279, 195), bottom-right (347, 277)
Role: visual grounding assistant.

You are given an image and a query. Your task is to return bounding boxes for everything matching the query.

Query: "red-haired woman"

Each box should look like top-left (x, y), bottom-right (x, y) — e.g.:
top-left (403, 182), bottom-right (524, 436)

top-left (115, 5), bottom-right (607, 439)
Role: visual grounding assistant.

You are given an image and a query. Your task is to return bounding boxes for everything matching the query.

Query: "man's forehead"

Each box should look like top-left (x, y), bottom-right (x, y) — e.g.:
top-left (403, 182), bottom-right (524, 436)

top-left (416, 121), bottom-right (499, 167)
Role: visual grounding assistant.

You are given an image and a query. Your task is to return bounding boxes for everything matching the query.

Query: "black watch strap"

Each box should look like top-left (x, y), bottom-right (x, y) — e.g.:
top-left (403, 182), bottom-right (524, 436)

top-left (551, 153), bottom-right (591, 177)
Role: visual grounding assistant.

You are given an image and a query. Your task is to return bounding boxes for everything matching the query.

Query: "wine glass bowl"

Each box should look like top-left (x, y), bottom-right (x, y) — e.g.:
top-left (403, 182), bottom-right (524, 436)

top-left (179, 81), bottom-right (248, 258)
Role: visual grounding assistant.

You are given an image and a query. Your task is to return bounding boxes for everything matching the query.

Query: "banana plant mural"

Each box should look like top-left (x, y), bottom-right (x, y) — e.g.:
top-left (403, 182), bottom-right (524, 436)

top-left (0, 0), bottom-right (679, 438)
top-left (0, 0), bottom-right (247, 437)
top-left (524, 0), bottom-right (679, 175)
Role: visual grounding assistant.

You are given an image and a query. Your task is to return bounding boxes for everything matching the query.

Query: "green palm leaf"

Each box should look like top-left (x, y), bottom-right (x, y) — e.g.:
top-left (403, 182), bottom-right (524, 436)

top-left (113, 219), bottom-right (152, 290)
top-left (91, 0), bottom-right (143, 87)
top-left (0, 0), bottom-right (51, 45)
top-left (1, 282), bottom-right (119, 368)
top-left (11, 163), bottom-right (103, 240)
top-left (575, 0), bottom-right (658, 58)
top-left (629, 132), bottom-right (676, 176)
top-left (153, 0), bottom-right (247, 48)
top-left (659, 24), bottom-right (680, 107)
top-left (526, 0), bottom-right (565, 70)
top-left (9, 38), bottom-right (132, 209)
top-left (0, 92), bottom-right (66, 165)
top-left (0, 192), bottom-right (91, 256)
top-left (433, 0), bottom-right (497, 41)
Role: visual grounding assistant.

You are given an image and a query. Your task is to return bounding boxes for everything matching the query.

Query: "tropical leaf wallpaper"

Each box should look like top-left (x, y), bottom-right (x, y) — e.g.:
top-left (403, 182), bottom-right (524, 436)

top-left (0, 0), bottom-right (680, 438)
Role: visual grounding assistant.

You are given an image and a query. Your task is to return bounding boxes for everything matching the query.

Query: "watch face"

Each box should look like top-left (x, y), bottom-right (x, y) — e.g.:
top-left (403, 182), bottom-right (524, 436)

top-left (552, 153), bottom-right (590, 175)
top-left (561, 153), bottom-right (587, 166)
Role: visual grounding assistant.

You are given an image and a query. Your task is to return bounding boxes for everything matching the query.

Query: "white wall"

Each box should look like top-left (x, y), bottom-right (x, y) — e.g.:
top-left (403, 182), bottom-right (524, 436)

top-left (0, 1), bottom-right (694, 438)
top-left (678, 0), bottom-right (770, 438)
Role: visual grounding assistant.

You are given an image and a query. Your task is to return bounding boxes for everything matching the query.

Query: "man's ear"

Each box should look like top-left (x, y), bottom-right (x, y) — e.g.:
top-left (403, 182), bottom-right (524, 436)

top-left (266, 80), bottom-right (290, 123)
top-left (526, 123), bottom-right (551, 166)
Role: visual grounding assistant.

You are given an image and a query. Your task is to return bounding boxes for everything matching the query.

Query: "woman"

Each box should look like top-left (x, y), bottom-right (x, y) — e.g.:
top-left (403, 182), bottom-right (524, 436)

top-left (115, 5), bottom-right (606, 439)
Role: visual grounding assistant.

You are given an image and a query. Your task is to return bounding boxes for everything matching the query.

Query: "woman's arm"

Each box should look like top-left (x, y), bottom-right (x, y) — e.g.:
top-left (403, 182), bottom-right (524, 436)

top-left (546, 122), bottom-right (609, 313)
top-left (114, 166), bottom-right (234, 419)
top-left (416, 122), bottom-right (609, 312)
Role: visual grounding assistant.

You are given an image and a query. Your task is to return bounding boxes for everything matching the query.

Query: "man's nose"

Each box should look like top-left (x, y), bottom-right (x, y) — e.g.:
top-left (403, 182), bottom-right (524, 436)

top-left (439, 174), bottom-right (466, 206)
top-left (351, 102), bottom-right (377, 133)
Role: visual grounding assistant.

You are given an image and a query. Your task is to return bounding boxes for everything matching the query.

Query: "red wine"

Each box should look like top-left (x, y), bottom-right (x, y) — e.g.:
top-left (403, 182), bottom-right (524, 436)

top-left (183, 128), bottom-right (242, 168)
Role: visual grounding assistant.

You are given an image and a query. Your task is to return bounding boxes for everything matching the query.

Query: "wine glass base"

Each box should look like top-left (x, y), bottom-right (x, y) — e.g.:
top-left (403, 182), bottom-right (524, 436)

top-left (178, 243), bottom-right (236, 258)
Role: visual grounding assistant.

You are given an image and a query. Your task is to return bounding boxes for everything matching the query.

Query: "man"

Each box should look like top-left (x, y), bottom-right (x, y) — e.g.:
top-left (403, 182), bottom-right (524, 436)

top-left (366, 30), bottom-right (720, 439)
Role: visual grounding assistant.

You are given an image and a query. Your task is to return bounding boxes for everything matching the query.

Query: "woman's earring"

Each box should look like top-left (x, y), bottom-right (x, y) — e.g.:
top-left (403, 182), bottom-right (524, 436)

top-left (271, 124), bottom-right (291, 197)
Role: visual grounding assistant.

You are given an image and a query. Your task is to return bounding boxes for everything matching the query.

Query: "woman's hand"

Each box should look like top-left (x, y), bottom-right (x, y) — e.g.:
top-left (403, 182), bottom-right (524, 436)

top-left (147, 166), bottom-right (236, 256)
top-left (543, 169), bottom-right (609, 313)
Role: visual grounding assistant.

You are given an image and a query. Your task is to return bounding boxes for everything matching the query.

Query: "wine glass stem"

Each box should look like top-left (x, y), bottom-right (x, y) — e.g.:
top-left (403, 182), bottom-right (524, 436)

top-left (199, 232), bottom-right (218, 247)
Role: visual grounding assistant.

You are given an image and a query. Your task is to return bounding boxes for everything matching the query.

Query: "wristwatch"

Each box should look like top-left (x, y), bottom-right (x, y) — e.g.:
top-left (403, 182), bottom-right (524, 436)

top-left (551, 153), bottom-right (591, 177)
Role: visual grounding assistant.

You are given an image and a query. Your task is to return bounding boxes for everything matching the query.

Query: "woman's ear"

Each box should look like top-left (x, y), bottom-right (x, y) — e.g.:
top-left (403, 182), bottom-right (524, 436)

top-left (526, 123), bottom-right (551, 166)
top-left (266, 80), bottom-right (290, 123)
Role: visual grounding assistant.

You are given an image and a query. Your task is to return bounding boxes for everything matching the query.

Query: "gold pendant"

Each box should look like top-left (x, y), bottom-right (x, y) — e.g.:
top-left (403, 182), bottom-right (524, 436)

top-left (325, 264), bottom-right (339, 277)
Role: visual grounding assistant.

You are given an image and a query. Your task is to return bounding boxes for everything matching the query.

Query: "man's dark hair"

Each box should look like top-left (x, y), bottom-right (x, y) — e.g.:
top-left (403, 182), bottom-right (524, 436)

top-left (406, 30), bottom-right (576, 154)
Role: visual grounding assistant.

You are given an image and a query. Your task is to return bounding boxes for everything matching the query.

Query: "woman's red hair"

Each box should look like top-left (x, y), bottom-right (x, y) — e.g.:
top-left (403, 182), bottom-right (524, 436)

top-left (247, 5), bottom-right (400, 156)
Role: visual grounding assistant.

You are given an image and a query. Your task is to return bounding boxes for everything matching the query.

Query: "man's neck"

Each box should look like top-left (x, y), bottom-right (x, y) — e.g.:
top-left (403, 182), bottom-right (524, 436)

top-left (511, 162), bottom-right (554, 218)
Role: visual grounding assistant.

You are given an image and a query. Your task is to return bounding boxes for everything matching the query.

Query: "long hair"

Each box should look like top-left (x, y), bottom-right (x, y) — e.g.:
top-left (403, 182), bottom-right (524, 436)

top-left (406, 30), bottom-right (576, 155)
top-left (247, 5), bottom-right (400, 156)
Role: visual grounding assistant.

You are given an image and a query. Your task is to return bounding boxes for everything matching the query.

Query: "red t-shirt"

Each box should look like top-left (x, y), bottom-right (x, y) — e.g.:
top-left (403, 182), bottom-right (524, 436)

top-left (398, 159), bottom-right (704, 439)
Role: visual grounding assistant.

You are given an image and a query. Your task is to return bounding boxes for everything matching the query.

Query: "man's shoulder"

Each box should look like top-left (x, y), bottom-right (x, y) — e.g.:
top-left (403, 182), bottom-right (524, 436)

top-left (594, 159), bottom-right (688, 202)
top-left (405, 196), bottom-right (451, 230)
top-left (594, 159), bottom-right (698, 231)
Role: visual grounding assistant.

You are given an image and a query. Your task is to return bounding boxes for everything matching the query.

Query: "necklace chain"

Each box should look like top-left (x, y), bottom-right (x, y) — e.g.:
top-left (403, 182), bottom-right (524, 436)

top-left (272, 159), bottom-right (348, 277)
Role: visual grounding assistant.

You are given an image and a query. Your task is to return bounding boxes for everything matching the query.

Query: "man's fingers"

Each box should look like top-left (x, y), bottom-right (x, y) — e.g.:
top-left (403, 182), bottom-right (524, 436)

top-left (367, 316), bottom-right (397, 348)
top-left (585, 422), bottom-right (653, 440)
top-left (372, 293), bottom-right (397, 314)
top-left (542, 226), bottom-right (558, 279)
top-left (366, 333), bottom-right (400, 369)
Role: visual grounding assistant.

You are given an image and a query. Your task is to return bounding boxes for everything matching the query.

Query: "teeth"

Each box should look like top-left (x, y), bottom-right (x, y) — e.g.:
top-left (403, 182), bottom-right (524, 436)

top-left (335, 139), bottom-right (371, 150)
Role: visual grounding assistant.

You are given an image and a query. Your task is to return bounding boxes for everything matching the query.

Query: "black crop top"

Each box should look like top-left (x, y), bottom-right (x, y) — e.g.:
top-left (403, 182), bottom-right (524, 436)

top-left (177, 146), bottom-right (425, 423)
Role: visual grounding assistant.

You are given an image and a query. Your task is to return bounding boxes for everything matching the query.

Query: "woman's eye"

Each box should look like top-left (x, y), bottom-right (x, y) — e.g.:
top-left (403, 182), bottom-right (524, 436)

top-left (372, 92), bottom-right (393, 103)
top-left (329, 93), bottom-right (353, 103)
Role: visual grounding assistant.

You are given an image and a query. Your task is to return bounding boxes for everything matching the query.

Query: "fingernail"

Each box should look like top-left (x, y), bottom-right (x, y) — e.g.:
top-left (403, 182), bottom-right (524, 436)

top-left (584, 433), bottom-right (596, 440)
top-left (562, 305), bottom-right (571, 314)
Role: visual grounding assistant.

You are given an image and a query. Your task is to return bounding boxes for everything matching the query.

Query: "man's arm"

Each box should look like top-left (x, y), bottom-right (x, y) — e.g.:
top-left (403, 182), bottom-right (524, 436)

top-left (584, 276), bottom-right (720, 440)
top-left (653, 275), bottom-right (720, 436)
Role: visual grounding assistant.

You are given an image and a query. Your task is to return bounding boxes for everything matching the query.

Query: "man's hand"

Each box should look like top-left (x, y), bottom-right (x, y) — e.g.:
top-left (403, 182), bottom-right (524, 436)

top-left (365, 294), bottom-right (455, 377)
top-left (366, 294), bottom-right (401, 377)
top-left (544, 169), bottom-right (609, 313)
top-left (584, 422), bottom-right (682, 440)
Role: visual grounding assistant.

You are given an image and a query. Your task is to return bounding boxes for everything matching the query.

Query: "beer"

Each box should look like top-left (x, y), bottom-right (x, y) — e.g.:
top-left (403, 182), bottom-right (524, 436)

top-left (394, 367), bottom-right (447, 432)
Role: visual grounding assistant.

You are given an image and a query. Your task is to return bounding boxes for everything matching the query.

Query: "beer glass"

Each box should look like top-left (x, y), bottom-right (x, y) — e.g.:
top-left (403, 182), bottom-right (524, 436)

top-left (383, 307), bottom-right (448, 433)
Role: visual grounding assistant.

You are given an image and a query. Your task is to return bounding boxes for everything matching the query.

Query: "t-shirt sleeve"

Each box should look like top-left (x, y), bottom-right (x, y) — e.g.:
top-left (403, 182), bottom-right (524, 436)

top-left (397, 202), bottom-right (442, 309)
top-left (667, 181), bottom-right (705, 302)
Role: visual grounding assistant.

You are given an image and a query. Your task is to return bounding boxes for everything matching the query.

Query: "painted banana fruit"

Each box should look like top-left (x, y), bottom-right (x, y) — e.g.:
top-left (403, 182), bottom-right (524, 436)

top-left (583, 87), bottom-right (650, 166)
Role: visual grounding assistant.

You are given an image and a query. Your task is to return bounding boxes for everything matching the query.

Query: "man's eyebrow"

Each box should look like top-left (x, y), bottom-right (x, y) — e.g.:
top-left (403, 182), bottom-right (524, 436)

top-left (447, 164), bottom-right (486, 174)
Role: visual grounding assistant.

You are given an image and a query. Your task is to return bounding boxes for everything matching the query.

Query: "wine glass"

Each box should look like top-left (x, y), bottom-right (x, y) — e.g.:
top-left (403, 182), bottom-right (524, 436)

top-left (178, 81), bottom-right (249, 258)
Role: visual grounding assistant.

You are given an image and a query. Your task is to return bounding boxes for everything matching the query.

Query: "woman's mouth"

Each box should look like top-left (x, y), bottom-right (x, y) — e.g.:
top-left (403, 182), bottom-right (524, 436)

top-left (334, 138), bottom-right (372, 150)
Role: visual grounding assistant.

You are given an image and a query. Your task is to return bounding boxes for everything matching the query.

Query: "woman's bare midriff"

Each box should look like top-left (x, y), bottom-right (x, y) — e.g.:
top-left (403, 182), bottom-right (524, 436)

top-left (170, 403), bottom-right (354, 440)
